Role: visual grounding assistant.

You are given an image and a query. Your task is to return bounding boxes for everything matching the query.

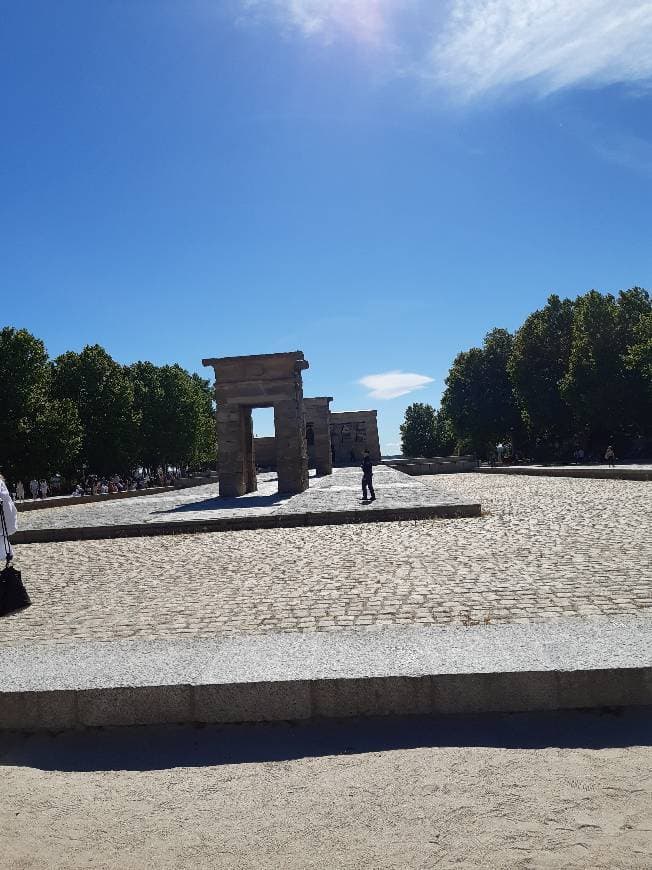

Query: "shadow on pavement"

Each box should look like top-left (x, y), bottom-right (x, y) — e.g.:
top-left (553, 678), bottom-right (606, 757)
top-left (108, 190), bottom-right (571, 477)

top-left (151, 470), bottom-right (319, 514)
top-left (152, 492), bottom-right (288, 514)
top-left (1, 707), bottom-right (650, 773)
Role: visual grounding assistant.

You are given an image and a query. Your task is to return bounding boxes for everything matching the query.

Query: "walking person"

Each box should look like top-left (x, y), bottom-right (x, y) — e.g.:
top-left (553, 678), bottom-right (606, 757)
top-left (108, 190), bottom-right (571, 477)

top-left (361, 449), bottom-right (376, 502)
top-left (39, 478), bottom-right (48, 499)
top-left (605, 445), bottom-right (616, 468)
top-left (15, 480), bottom-right (24, 501)
top-left (29, 478), bottom-right (39, 500)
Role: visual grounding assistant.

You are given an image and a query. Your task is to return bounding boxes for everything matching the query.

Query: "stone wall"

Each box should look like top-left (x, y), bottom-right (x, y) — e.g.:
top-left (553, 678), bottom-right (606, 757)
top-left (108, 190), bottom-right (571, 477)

top-left (387, 456), bottom-right (478, 475)
top-left (330, 410), bottom-right (381, 465)
top-left (254, 437), bottom-right (277, 470)
top-left (304, 396), bottom-right (333, 476)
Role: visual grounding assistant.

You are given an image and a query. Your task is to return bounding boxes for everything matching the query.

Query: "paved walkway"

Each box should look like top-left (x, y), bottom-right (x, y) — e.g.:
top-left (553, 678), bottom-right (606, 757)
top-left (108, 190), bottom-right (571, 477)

top-left (3, 473), bottom-right (650, 647)
top-left (15, 466), bottom-right (472, 532)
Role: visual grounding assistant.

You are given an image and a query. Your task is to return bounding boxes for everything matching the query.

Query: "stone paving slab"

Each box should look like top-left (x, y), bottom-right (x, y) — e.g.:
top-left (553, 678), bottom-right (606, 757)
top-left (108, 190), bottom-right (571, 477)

top-left (1, 619), bottom-right (650, 730)
top-left (11, 466), bottom-right (479, 543)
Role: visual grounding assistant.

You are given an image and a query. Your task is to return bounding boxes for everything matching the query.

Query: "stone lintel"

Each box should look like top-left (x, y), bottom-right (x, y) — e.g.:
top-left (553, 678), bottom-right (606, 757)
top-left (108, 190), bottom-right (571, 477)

top-left (331, 410), bottom-right (378, 421)
top-left (202, 351), bottom-right (309, 383)
top-left (304, 396), bottom-right (334, 406)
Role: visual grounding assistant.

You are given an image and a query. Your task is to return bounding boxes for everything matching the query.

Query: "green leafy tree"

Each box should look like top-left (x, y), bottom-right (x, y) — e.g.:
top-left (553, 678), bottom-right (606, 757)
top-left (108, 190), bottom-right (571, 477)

top-left (28, 399), bottom-right (83, 479)
top-left (0, 327), bottom-right (82, 481)
top-left (155, 365), bottom-right (215, 468)
top-left (432, 410), bottom-right (457, 455)
top-left (441, 328), bottom-right (523, 456)
top-left (189, 373), bottom-right (216, 468)
top-left (617, 288), bottom-right (652, 438)
top-left (400, 403), bottom-right (437, 457)
top-left (508, 294), bottom-right (575, 447)
top-left (560, 291), bottom-right (626, 446)
top-left (624, 310), bottom-right (652, 387)
top-left (51, 345), bottom-right (138, 475)
top-left (128, 363), bottom-right (215, 469)
top-left (129, 361), bottom-right (166, 469)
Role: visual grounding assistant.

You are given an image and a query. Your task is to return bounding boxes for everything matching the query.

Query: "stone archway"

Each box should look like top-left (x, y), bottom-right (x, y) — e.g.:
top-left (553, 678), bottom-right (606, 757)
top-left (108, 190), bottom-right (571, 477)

top-left (202, 351), bottom-right (310, 497)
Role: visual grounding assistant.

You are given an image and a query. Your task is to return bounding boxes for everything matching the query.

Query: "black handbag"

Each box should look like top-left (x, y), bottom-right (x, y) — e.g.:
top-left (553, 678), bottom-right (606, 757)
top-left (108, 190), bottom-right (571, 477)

top-left (0, 500), bottom-right (30, 616)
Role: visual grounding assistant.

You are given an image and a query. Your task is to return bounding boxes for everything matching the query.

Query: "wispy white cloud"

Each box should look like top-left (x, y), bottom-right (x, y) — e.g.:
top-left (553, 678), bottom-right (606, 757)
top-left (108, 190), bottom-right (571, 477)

top-left (238, 0), bottom-right (652, 98)
top-left (433, 1), bottom-right (652, 98)
top-left (241, 0), bottom-right (401, 45)
top-left (358, 370), bottom-right (434, 400)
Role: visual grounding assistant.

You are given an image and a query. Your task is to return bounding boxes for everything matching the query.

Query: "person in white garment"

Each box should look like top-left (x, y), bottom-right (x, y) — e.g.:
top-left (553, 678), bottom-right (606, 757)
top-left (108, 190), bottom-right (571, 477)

top-left (0, 474), bottom-right (18, 562)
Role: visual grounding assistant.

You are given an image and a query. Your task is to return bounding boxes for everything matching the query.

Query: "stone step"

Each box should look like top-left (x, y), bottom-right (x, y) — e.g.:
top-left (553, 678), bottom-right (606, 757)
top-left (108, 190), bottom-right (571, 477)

top-left (1, 619), bottom-right (650, 731)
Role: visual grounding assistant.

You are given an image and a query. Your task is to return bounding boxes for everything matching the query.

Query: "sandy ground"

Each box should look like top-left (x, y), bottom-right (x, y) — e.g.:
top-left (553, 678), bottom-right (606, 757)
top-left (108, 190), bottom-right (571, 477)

top-left (2, 710), bottom-right (651, 869)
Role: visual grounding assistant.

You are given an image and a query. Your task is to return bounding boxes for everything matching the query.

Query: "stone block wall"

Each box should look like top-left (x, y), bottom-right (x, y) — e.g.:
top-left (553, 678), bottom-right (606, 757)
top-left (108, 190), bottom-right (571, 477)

top-left (254, 437), bottom-right (277, 470)
top-left (330, 410), bottom-right (381, 465)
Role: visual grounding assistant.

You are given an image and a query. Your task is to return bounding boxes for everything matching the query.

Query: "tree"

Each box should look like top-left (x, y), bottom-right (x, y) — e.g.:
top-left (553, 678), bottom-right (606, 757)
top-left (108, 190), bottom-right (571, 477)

top-left (508, 294), bottom-right (574, 448)
top-left (432, 410), bottom-right (457, 455)
top-left (560, 291), bottom-right (625, 446)
top-left (400, 403), bottom-right (437, 457)
top-left (154, 365), bottom-right (214, 468)
top-left (0, 327), bottom-right (82, 481)
top-left (51, 345), bottom-right (138, 475)
top-left (128, 363), bottom-right (215, 469)
top-left (128, 361), bottom-right (166, 469)
top-left (28, 399), bottom-right (83, 479)
top-left (441, 328), bottom-right (523, 456)
top-left (617, 288), bottom-right (652, 439)
top-left (624, 310), bottom-right (652, 389)
top-left (189, 373), bottom-right (216, 468)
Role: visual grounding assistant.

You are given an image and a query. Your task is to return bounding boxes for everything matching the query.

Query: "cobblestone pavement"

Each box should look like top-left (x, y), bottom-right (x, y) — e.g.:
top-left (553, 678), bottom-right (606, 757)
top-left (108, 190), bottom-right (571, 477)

top-left (3, 474), bottom-right (651, 646)
top-left (16, 466), bottom-right (472, 532)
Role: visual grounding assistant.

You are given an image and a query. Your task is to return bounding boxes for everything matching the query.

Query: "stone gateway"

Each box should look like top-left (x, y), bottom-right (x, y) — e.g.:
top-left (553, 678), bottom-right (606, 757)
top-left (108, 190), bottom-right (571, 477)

top-left (202, 351), bottom-right (310, 497)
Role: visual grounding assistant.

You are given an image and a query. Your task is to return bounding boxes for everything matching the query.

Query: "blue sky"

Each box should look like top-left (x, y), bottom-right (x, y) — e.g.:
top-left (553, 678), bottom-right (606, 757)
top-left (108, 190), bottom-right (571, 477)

top-left (2, 1), bottom-right (651, 452)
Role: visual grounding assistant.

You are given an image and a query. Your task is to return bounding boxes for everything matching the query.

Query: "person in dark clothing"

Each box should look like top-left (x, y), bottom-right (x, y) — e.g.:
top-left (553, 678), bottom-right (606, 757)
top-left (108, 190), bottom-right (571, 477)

top-left (361, 449), bottom-right (375, 501)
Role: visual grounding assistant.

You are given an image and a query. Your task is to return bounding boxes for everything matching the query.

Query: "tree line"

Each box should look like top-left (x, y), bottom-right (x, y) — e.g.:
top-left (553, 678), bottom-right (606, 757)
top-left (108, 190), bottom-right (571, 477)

top-left (0, 328), bottom-right (216, 482)
top-left (400, 288), bottom-right (651, 461)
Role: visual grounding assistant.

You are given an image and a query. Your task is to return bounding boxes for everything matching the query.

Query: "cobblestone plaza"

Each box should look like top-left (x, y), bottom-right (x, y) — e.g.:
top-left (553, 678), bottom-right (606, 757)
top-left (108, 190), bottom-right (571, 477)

top-left (4, 473), bottom-right (650, 647)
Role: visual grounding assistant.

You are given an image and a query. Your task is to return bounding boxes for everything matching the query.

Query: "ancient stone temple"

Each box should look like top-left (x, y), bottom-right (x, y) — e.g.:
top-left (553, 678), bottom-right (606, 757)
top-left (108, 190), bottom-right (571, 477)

top-left (202, 351), bottom-right (309, 497)
top-left (304, 396), bottom-right (333, 477)
top-left (330, 410), bottom-right (381, 465)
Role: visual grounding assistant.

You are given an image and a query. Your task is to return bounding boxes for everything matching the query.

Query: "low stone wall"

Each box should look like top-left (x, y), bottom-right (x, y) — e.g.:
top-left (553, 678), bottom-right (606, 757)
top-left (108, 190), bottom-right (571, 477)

top-left (477, 466), bottom-right (652, 481)
top-left (388, 456), bottom-right (478, 475)
top-left (16, 475), bottom-right (217, 512)
top-left (12, 502), bottom-right (481, 545)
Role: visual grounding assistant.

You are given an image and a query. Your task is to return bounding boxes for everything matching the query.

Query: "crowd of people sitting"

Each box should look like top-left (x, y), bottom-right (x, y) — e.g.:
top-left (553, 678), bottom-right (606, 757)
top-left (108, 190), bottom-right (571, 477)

top-left (10, 467), bottom-right (183, 501)
top-left (71, 468), bottom-right (180, 497)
